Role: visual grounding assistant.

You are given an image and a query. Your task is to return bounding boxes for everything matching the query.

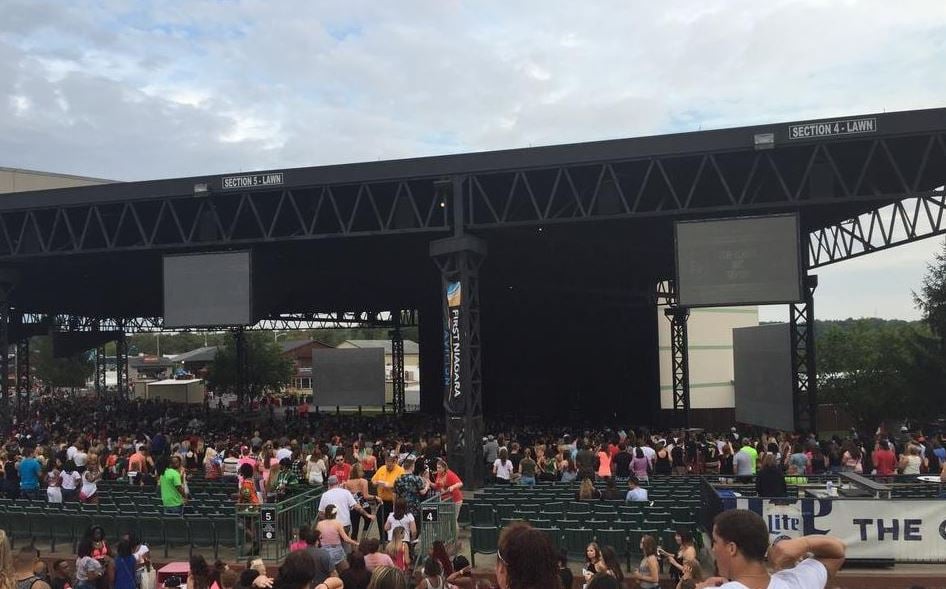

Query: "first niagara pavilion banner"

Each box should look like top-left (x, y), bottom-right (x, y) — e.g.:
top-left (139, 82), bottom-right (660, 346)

top-left (445, 281), bottom-right (464, 413)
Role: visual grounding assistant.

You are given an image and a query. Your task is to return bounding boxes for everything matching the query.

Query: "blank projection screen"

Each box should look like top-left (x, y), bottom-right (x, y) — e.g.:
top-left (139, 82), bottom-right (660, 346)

top-left (733, 324), bottom-right (794, 431)
top-left (675, 214), bottom-right (802, 307)
top-left (163, 251), bottom-right (253, 328)
top-left (312, 348), bottom-right (385, 406)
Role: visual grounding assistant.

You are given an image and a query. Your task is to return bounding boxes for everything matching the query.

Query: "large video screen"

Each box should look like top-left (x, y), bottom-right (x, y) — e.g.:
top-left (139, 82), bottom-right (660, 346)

top-left (312, 348), bottom-right (385, 407)
top-left (675, 214), bottom-right (802, 307)
top-left (733, 324), bottom-right (794, 431)
top-left (163, 251), bottom-right (253, 328)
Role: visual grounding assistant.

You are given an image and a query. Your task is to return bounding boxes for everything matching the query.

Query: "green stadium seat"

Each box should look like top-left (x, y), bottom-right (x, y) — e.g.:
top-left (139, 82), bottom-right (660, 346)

top-left (164, 517), bottom-right (191, 557)
top-left (563, 527), bottom-right (594, 559)
top-left (470, 526), bottom-right (499, 568)
top-left (189, 518), bottom-right (217, 558)
top-left (471, 504), bottom-right (496, 526)
top-left (535, 527), bottom-right (562, 551)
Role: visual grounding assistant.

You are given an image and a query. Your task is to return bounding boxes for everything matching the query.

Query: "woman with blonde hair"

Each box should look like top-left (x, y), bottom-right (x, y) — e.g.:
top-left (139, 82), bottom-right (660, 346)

top-left (384, 526), bottom-right (409, 573)
top-left (366, 566), bottom-right (407, 589)
top-left (343, 463), bottom-right (376, 541)
top-left (0, 530), bottom-right (15, 589)
top-left (575, 478), bottom-right (600, 501)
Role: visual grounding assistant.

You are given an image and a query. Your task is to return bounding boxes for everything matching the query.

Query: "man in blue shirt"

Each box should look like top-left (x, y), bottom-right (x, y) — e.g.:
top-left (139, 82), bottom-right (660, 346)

top-left (19, 447), bottom-right (42, 499)
top-left (625, 475), bottom-right (648, 502)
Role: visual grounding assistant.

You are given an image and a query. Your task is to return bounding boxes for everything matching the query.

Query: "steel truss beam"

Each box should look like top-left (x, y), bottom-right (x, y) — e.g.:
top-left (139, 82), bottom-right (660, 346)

top-left (790, 278), bottom-right (818, 433)
top-left (664, 303), bottom-right (691, 429)
top-left (115, 330), bottom-right (130, 394)
top-left (15, 339), bottom-right (29, 415)
top-left (0, 132), bottom-right (942, 260)
top-left (94, 346), bottom-right (107, 394)
top-left (0, 183), bottom-right (448, 259)
top-left (18, 310), bottom-right (419, 334)
top-left (809, 189), bottom-right (946, 268)
top-left (390, 313), bottom-right (405, 415)
top-left (463, 133), bottom-right (946, 228)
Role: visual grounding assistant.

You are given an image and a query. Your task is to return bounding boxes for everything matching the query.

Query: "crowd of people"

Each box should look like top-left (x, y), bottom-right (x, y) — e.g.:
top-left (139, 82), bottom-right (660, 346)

top-left (1, 393), bottom-right (943, 588)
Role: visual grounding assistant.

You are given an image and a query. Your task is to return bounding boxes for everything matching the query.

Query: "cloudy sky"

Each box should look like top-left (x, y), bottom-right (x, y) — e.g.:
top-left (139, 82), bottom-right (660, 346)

top-left (3, 0), bottom-right (946, 321)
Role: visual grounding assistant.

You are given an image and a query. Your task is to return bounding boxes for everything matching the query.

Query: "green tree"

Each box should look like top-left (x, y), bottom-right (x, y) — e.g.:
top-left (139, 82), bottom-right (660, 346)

top-left (914, 238), bottom-right (946, 344)
top-left (31, 336), bottom-right (94, 388)
top-left (206, 332), bottom-right (294, 402)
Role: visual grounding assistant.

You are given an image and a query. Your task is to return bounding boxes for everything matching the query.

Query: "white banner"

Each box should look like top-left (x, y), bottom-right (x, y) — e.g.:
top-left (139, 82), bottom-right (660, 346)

top-left (732, 498), bottom-right (946, 563)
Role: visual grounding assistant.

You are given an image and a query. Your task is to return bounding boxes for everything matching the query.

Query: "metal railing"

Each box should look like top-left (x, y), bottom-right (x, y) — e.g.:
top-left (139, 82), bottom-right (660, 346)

top-left (235, 486), bottom-right (323, 561)
top-left (414, 495), bottom-right (459, 571)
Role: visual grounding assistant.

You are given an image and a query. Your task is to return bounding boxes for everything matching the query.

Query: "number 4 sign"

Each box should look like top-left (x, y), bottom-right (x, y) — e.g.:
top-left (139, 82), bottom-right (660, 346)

top-left (421, 507), bottom-right (438, 523)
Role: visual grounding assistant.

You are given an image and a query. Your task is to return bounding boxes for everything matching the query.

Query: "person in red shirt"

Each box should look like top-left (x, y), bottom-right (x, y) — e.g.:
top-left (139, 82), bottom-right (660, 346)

top-left (330, 456), bottom-right (352, 482)
top-left (872, 439), bottom-right (897, 477)
top-left (433, 458), bottom-right (464, 522)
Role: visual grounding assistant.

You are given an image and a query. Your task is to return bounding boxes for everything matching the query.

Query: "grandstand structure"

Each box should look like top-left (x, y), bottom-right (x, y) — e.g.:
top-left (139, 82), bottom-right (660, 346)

top-left (1, 108), bottom-right (945, 482)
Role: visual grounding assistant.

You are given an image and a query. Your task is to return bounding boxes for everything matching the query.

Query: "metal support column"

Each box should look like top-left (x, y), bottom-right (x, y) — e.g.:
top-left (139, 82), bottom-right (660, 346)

top-left (115, 329), bottom-right (129, 396)
top-left (234, 327), bottom-right (247, 406)
top-left (431, 175), bottom-right (486, 488)
top-left (15, 338), bottom-right (29, 416)
top-left (790, 275), bottom-right (818, 434)
top-left (390, 312), bottom-right (405, 414)
top-left (664, 305), bottom-right (691, 429)
top-left (94, 346), bottom-right (107, 395)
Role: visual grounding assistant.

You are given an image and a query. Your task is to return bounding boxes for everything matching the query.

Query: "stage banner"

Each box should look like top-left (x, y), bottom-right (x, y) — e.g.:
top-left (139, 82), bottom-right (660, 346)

top-left (733, 498), bottom-right (946, 562)
top-left (444, 281), bottom-right (465, 414)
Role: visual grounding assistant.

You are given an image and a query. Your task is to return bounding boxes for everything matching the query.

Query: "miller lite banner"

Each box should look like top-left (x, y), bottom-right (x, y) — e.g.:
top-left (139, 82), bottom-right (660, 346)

top-left (444, 281), bottom-right (465, 414)
top-left (728, 497), bottom-right (946, 563)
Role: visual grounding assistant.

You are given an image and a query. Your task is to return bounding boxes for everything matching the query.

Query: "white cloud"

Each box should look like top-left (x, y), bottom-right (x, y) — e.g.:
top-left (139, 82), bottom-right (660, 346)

top-left (1, 0), bottom-right (946, 317)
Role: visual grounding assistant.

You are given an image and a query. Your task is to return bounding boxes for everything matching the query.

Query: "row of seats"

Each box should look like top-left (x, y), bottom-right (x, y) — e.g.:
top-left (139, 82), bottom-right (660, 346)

top-left (2, 511), bottom-right (236, 559)
top-left (470, 523), bottom-right (696, 569)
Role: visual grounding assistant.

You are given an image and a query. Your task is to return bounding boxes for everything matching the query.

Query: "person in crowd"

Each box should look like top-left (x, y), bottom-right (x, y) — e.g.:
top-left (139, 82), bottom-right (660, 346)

top-left (79, 455), bottom-right (101, 504)
top-left (185, 555), bottom-right (218, 589)
top-left (329, 454), bottom-right (353, 483)
top-left (899, 445), bottom-right (923, 475)
top-left (48, 561), bottom-right (71, 589)
top-left (719, 444), bottom-right (735, 481)
top-left (385, 498), bottom-right (417, 543)
top-left (238, 463), bottom-right (261, 506)
top-left (14, 546), bottom-right (50, 589)
top-left (366, 566), bottom-right (407, 589)
top-left (585, 574), bottom-right (621, 589)
top-left (598, 546), bottom-right (623, 581)
top-left (160, 456), bottom-right (186, 515)
top-left (316, 505), bottom-right (359, 568)
top-left (432, 459), bottom-right (464, 520)
top-left (60, 460), bottom-right (81, 502)
top-left (306, 448), bottom-right (327, 486)
top-left (272, 550), bottom-right (340, 589)
top-left (755, 454), bottom-right (788, 498)
top-left (301, 529), bottom-right (335, 588)
top-left (18, 447), bottom-right (43, 500)
top-left (74, 540), bottom-right (103, 589)
top-left (653, 442), bottom-right (672, 476)
top-left (384, 527), bottom-right (409, 574)
top-left (558, 455), bottom-right (578, 483)
top-left (289, 526), bottom-right (309, 552)
top-left (319, 475), bottom-right (375, 539)
top-left (702, 436), bottom-right (720, 475)
top-left (359, 539), bottom-right (395, 573)
top-left (338, 552), bottom-right (370, 589)
top-left (518, 448), bottom-right (537, 487)
top-left (630, 446), bottom-right (650, 483)
top-left (393, 457), bottom-right (428, 521)
top-left (556, 550), bottom-right (572, 589)
top-left (612, 442), bottom-right (632, 481)
top-left (808, 444), bottom-right (827, 475)
top-left (662, 529), bottom-right (697, 585)
top-left (583, 542), bottom-right (605, 582)
top-left (575, 477), bottom-right (601, 501)
top-left (372, 453), bottom-right (405, 538)
top-left (343, 463), bottom-right (375, 541)
top-left (493, 448), bottom-right (514, 485)
top-left (45, 458), bottom-right (62, 504)
top-left (416, 557), bottom-right (468, 589)
top-left (841, 442), bottom-right (864, 474)
top-left (702, 509), bottom-right (845, 589)
top-left (428, 542), bottom-right (453, 578)
top-left (600, 478), bottom-right (623, 500)
top-left (631, 535), bottom-right (659, 589)
top-left (494, 522), bottom-right (561, 589)
top-left (361, 448), bottom-right (378, 482)
top-left (675, 560), bottom-right (704, 589)
top-left (221, 449), bottom-right (240, 484)
top-left (595, 443), bottom-right (612, 481)
top-left (625, 475), bottom-right (648, 502)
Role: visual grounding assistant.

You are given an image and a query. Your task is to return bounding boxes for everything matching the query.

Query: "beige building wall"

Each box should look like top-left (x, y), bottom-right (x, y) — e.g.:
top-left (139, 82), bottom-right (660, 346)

top-left (0, 167), bottom-right (112, 194)
top-left (658, 306), bottom-right (759, 409)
